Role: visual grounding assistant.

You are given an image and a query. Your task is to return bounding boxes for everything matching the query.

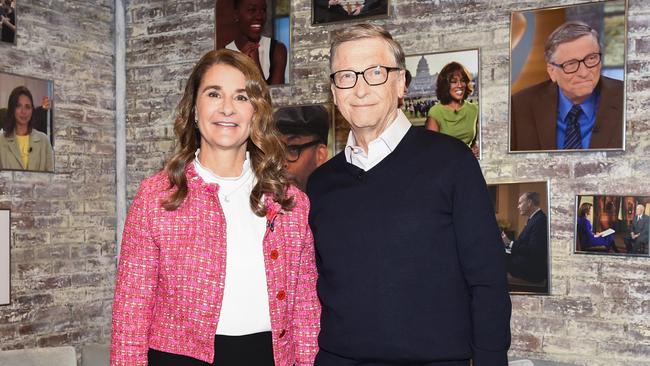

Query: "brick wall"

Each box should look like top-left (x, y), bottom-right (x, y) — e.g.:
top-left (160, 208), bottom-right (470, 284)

top-left (120, 0), bottom-right (646, 365)
top-left (0, 0), bottom-right (116, 359)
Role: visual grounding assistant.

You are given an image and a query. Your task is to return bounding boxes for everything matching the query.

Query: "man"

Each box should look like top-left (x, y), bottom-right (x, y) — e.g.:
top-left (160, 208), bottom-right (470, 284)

top-left (511, 21), bottom-right (624, 151)
top-left (624, 204), bottom-right (649, 254)
top-left (501, 192), bottom-right (548, 285)
top-left (275, 104), bottom-right (329, 191)
top-left (307, 23), bottom-right (511, 366)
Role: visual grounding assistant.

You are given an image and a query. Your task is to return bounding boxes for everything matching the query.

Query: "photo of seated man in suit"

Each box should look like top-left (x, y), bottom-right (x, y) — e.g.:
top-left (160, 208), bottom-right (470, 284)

top-left (624, 204), bottom-right (649, 254)
top-left (490, 182), bottom-right (549, 294)
top-left (510, 2), bottom-right (625, 152)
top-left (501, 192), bottom-right (548, 292)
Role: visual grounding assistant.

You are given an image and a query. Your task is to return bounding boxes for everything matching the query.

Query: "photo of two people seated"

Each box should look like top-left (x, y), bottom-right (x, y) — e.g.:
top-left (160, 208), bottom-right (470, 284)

top-left (576, 195), bottom-right (650, 256)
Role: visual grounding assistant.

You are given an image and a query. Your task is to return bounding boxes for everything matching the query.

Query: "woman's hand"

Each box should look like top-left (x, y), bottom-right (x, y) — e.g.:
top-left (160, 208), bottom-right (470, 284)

top-left (240, 42), bottom-right (260, 60)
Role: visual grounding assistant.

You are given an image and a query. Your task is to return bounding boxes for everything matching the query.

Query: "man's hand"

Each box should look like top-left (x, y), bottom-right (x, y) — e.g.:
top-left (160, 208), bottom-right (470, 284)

top-left (501, 232), bottom-right (510, 246)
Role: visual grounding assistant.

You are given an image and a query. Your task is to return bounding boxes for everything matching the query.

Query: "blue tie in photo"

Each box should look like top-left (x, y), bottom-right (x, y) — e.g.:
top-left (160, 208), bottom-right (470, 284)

top-left (563, 105), bottom-right (583, 149)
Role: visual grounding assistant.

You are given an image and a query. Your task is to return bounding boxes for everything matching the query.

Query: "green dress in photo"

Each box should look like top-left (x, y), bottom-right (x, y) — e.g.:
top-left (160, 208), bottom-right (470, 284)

top-left (427, 101), bottom-right (478, 146)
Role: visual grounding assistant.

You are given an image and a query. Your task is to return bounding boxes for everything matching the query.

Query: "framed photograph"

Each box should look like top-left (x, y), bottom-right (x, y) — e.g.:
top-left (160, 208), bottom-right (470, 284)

top-left (404, 49), bottom-right (480, 158)
top-left (0, 0), bottom-right (16, 45)
top-left (0, 209), bottom-right (9, 305)
top-left (0, 71), bottom-right (54, 172)
top-left (509, 0), bottom-right (626, 152)
top-left (487, 181), bottom-right (550, 294)
top-left (273, 103), bottom-right (334, 190)
top-left (574, 195), bottom-right (649, 257)
top-left (312, 0), bottom-right (389, 25)
top-left (215, 0), bottom-right (291, 85)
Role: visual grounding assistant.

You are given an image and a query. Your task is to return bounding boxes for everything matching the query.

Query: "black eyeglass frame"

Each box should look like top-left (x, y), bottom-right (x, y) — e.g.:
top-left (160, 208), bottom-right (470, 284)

top-left (549, 52), bottom-right (602, 74)
top-left (285, 140), bottom-right (324, 163)
top-left (330, 65), bottom-right (402, 89)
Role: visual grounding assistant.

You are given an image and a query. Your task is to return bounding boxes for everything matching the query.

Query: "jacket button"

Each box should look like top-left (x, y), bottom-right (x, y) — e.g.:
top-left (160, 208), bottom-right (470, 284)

top-left (277, 290), bottom-right (286, 300)
top-left (279, 329), bottom-right (286, 338)
top-left (270, 249), bottom-right (279, 260)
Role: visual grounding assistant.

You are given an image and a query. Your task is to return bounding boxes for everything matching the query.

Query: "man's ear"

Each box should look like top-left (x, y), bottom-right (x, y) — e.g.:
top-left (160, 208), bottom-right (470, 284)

top-left (316, 144), bottom-right (329, 166)
top-left (546, 64), bottom-right (557, 83)
top-left (331, 83), bottom-right (338, 106)
top-left (397, 69), bottom-right (406, 99)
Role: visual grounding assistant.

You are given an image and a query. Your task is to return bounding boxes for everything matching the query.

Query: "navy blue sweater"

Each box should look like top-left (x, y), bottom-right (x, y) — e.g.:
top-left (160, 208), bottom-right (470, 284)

top-left (307, 127), bottom-right (511, 365)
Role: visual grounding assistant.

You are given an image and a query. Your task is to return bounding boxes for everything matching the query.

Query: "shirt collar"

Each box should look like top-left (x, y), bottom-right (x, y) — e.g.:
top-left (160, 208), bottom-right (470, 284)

top-left (529, 208), bottom-right (541, 220)
top-left (558, 87), bottom-right (598, 122)
top-left (344, 109), bottom-right (411, 164)
top-left (193, 148), bottom-right (251, 182)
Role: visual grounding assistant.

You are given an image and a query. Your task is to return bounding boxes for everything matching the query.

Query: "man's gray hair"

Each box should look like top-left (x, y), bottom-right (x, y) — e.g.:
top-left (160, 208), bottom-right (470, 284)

top-left (523, 192), bottom-right (541, 207)
top-left (329, 23), bottom-right (406, 70)
top-left (544, 21), bottom-right (600, 63)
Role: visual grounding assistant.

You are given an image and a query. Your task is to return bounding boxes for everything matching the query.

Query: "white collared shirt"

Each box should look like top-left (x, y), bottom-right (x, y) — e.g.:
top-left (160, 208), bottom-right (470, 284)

top-left (193, 150), bottom-right (271, 335)
top-left (344, 109), bottom-right (412, 171)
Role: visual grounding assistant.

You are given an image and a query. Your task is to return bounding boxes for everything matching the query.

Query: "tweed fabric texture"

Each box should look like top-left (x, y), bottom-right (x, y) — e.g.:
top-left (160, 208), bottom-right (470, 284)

top-left (111, 163), bottom-right (320, 366)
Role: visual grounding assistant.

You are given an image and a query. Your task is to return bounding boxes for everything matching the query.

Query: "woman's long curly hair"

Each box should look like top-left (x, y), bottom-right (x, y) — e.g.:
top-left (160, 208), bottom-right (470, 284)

top-left (161, 49), bottom-right (294, 216)
top-left (435, 62), bottom-right (473, 105)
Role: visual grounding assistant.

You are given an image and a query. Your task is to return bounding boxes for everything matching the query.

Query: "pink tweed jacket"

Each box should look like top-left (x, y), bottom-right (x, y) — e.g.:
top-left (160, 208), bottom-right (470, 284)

top-left (111, 163), bottom-right (320, 366)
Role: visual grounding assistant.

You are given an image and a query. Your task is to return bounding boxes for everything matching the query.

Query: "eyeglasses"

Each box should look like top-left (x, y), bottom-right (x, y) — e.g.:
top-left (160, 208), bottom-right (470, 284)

top-left (550, 52), bottom-right (601, 74)
top-left (330, 65), bottom-right (402, 89)
top-left (285, 140), bottom-right (322, 162)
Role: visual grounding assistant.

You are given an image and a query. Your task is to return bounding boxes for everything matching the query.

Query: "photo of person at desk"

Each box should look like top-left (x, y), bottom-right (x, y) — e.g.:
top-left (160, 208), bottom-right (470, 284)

top-left (501, 192), bottom-right (548, 289)
top-left (511, 21), bottom-right (624, 151)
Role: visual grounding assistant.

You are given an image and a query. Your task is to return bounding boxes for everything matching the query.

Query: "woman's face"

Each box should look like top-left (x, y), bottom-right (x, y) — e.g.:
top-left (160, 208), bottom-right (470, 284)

top-left (14, 94), bottom-right (33, 129)
top-left (448, 71), bottom-right (467, 103)
top-left (236, 0), bottom-right (267, 42)
top-left (195, 63), bottom-right (255, 155)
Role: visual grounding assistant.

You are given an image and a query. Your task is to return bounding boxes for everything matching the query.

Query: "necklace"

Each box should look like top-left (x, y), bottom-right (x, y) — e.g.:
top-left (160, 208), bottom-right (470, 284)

top-left (219, 171), bottom-right (253, 203)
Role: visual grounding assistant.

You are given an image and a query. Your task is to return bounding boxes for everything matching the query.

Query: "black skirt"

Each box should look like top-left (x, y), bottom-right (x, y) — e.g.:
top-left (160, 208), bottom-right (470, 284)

top-left (148, 331), bottom-right (274, 366)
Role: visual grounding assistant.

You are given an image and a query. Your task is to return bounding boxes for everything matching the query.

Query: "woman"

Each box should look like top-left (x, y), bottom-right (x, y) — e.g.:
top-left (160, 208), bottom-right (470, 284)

top-left (425, 62), bottom-right (479, 156)
top-left (0, 86), bottom-right (54, 172)
top-left (577, 202), bottom-right (617, 252)
top-left (111, 49), bottom-right (319, 366)
top-left (225, 0), bottom-right (287, 85)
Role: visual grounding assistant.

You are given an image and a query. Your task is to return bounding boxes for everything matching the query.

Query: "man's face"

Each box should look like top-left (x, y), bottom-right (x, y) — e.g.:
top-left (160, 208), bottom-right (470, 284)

top-left (282, 134), bottom-right (327, 191)
top-left (517, 195), bottom-right (533, 216)
top-left (547, 35), bottom-right (601, 104)
top-left (331, 37), bottom-right (405, 139)
top-left (636, 204), bottom-right (645, 216)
